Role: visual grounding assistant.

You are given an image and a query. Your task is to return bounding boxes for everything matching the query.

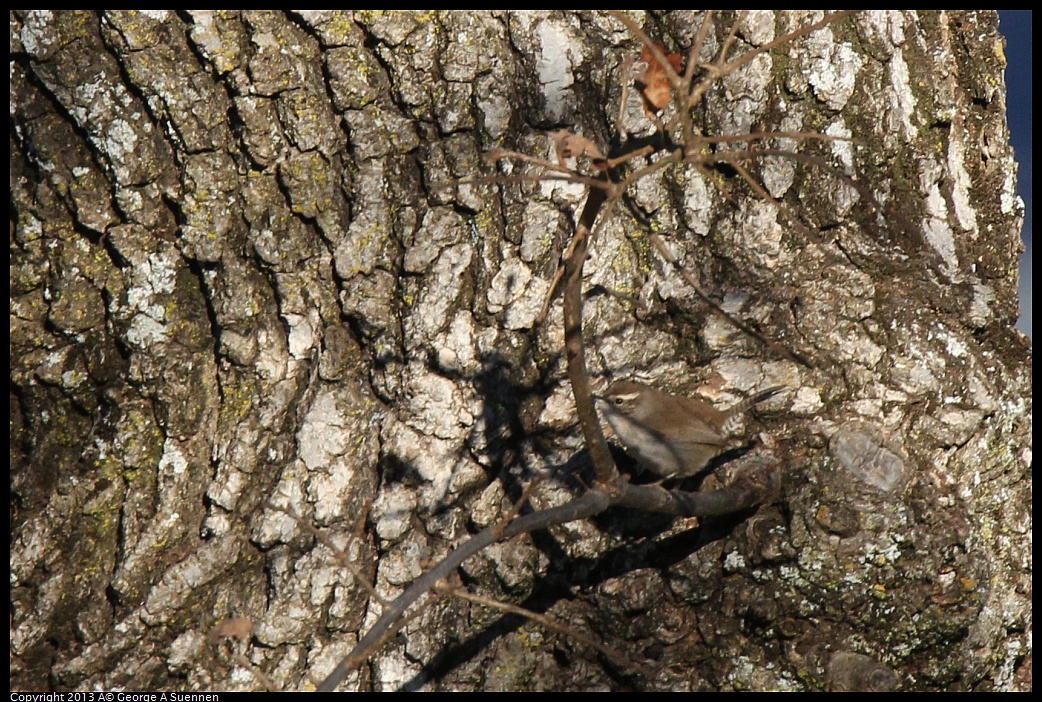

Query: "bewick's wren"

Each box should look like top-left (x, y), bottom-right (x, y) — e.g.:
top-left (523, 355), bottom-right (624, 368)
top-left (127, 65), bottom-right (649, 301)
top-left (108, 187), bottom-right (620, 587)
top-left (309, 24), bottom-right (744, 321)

top-left (595, 380), bottom-right (784, 479)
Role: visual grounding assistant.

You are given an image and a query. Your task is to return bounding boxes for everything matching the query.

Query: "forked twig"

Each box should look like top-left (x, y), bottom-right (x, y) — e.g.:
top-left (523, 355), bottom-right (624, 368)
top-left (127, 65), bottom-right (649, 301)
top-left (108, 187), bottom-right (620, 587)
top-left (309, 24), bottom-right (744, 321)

top-left (535, 180), bottom-right (625, 326)
top-left (687, 11), bottom-right (855, 111)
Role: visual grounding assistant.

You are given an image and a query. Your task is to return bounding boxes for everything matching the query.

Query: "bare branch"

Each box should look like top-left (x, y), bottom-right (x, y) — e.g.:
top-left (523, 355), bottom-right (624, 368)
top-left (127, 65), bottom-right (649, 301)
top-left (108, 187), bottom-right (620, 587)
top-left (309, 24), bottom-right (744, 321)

top-left (316, 491), bottom-right (615, 691)
top-left (561, 183), bottom-right (619, 487)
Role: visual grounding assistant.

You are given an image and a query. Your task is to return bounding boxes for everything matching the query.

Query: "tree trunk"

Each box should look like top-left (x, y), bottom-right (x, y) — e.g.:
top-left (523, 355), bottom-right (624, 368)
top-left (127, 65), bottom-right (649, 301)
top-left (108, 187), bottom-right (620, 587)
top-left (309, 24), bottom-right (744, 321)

top-left (10, 10), bottom-right (1030, 692)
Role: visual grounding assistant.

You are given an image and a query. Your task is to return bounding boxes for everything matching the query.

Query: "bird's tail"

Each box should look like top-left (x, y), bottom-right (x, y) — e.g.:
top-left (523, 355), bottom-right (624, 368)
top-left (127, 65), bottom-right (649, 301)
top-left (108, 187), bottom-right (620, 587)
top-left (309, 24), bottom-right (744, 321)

top-left (720, 385), bottom-right (786, 435)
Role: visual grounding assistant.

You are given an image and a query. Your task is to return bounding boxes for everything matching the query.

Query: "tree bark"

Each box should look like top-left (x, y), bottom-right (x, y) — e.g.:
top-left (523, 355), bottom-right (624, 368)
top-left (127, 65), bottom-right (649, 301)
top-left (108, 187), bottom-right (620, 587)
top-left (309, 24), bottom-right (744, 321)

top-left (10, 11), bottom-right (1030, 692)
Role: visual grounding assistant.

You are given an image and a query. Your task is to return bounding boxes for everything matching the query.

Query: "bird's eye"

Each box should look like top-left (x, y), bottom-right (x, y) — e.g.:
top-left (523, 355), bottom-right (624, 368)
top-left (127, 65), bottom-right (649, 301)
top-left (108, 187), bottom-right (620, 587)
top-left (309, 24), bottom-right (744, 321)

top-left (613, 398), bottom-right (624, 405)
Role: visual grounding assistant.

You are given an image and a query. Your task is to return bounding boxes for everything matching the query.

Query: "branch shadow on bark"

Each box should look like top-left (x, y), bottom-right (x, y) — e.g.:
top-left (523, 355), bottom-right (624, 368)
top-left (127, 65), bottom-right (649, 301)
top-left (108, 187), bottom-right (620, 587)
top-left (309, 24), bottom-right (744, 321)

top-left (316, 141), bottom-right (781, 693)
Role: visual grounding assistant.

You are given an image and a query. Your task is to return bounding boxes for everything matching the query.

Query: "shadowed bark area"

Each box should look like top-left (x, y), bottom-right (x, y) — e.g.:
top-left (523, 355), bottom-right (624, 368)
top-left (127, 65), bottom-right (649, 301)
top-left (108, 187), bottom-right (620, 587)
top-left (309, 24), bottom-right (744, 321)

top-left (10, 11), bottom-right (1030, 692)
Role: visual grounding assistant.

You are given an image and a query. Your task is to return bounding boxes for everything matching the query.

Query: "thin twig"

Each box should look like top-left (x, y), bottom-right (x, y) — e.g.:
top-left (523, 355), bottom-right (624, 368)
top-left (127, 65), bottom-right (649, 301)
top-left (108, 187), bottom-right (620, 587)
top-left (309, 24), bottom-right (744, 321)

top-left (267, 501), bottom-right (387, 606)
top-left (603, 144), bottom-right (656, 169)
top-left (683, 12), bottom-right (714, 85)
top-left (536, 186), bottom-right (623, 327)
top-left (615, 53), bottom-right (635, 133)
top-left (715, 10), bottom-right (749, 71)
top-left (313, 584), bottom-right (448, 692)
top-left (227, 649), bottom-right (278, 692)
top-left (617, 149), bottom-right (684, 190)
top-left (688, 11), bottom-right (854, 111)
top-left (701, 131), bottom-right (853, 146)
top-left (535, 263), bottom-right (567, 326)
top-left (487, 147), bottom-right (612, 186)
top-left (492, 471), bottom-right (547, 538)
top-left (437, 583), bottom-right (658, 678)
top-left (645, 231), bottom-right (814, 368)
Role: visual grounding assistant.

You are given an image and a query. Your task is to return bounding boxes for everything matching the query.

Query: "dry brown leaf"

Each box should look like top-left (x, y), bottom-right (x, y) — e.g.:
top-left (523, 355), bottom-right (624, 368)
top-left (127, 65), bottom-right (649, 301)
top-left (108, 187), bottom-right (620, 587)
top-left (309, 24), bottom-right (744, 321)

top-left (635, 41), bottom-right (684, 116)
top-left (550, 130), bottom-right (607, 170)
top-left (208, 617), bottom-right (254, 645)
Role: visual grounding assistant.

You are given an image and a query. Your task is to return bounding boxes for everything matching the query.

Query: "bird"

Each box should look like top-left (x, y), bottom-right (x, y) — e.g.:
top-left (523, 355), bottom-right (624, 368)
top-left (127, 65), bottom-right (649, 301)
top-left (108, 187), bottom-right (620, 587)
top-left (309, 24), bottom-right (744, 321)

top-left (595, 380), bottom-right (784, 479)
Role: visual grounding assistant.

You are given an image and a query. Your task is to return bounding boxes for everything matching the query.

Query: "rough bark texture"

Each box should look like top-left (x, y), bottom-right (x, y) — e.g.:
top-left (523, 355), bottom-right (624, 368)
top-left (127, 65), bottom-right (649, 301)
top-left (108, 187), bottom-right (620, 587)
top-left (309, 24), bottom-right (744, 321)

top-left (10, 10), bottom-right (1030, 692)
